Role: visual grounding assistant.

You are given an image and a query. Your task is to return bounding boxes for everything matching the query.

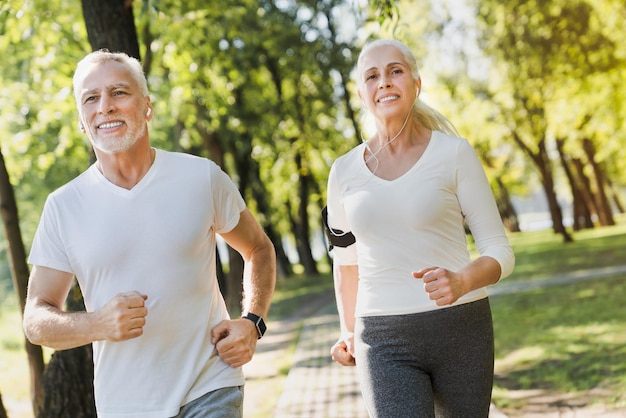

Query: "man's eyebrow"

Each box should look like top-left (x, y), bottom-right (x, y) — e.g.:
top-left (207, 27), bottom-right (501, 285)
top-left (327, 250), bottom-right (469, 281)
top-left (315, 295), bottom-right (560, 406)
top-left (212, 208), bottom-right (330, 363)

top-left (80, 83), bottom-right (131, 99)
top-left (109, 82), bottom-right (131, 90)
top-left (81, 88), bottom-right (99, 98)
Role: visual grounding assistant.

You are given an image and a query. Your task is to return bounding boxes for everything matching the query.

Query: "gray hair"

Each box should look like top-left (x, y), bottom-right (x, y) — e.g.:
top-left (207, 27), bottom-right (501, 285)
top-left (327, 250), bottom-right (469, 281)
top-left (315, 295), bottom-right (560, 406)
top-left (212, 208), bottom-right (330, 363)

top-left (73, 49), bottom-right (149, 107)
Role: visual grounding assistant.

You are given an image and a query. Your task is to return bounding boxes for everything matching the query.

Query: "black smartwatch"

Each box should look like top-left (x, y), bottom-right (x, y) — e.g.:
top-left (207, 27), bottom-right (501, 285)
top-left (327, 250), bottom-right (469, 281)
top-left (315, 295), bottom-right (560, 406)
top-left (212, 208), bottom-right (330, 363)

top-left (242, 312), bottom-right (267, 339)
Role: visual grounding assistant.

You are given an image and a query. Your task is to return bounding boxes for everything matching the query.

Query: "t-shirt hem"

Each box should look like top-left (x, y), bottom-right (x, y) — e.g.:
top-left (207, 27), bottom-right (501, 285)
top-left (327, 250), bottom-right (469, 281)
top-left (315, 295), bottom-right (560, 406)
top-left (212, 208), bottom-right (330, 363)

top-left (96, 378), bottom-right (246, 417)
top-left (356, 291), bottom-right (488, 317)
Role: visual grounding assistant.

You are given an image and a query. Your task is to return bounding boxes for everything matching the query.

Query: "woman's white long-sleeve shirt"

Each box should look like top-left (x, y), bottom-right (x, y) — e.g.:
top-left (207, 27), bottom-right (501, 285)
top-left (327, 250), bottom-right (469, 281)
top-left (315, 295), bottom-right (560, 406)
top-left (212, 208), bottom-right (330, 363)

top-left (326, 131), bottom-right (514, 317)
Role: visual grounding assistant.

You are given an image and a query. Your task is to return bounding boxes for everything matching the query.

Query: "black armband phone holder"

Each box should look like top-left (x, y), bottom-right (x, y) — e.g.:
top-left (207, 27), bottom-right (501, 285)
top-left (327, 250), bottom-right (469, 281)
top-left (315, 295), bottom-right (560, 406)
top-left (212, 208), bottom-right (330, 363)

top-left (321, 206), bottom-right (356, 251)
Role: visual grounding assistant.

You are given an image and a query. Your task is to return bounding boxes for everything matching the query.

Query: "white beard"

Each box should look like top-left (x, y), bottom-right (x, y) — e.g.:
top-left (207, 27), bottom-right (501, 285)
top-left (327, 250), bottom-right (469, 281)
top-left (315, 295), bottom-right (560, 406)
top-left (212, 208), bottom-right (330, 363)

top-left (91, 122), bottom-right (146, 154)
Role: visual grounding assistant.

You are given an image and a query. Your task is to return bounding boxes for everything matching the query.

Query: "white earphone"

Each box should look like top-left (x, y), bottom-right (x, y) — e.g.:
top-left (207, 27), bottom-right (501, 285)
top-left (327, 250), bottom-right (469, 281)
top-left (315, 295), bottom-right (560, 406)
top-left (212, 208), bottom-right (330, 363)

top-left (146, 108), bottom-right (152, 117)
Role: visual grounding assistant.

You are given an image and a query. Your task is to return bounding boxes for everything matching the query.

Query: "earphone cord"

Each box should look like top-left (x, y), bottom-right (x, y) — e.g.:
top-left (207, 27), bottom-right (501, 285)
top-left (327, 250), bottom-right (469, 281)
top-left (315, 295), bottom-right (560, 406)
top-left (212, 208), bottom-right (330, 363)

top-left (364, 106), bottom-right (412, 166)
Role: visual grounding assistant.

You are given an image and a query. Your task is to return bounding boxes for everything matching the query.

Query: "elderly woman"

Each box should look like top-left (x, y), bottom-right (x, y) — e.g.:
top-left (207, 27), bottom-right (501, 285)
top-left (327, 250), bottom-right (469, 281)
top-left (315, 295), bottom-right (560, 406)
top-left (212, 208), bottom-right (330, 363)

top-left (326, 39), bottom-right (515, 417)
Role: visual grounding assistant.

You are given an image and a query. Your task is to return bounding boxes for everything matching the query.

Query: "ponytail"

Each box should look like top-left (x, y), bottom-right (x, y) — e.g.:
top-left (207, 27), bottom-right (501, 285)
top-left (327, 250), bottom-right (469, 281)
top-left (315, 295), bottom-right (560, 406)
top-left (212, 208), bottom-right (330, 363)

top-left (412, 100), bottom-right (459, 137)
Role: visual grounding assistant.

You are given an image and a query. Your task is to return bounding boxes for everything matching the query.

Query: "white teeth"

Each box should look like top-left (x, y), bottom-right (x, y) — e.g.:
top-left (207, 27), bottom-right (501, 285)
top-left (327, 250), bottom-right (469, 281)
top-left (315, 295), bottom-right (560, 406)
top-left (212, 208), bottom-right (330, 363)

top-left (98, 121), bottom-right (123, 129)
top-left (379, 96), bottom-right (399, 103)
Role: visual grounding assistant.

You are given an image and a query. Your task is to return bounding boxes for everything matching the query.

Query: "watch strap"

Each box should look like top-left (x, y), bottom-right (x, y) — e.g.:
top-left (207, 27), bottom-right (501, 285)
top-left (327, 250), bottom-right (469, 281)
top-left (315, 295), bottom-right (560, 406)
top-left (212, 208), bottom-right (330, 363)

top-left (242, 312), bottom-right (266, 339)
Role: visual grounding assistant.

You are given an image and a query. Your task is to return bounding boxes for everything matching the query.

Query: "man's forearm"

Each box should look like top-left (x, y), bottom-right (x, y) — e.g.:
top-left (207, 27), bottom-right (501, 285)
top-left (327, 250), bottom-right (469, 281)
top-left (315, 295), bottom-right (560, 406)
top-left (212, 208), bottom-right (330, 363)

top-left (242, 239), bottom-right (276, 318)
top-left (23, 302), bottom-right (100, 350)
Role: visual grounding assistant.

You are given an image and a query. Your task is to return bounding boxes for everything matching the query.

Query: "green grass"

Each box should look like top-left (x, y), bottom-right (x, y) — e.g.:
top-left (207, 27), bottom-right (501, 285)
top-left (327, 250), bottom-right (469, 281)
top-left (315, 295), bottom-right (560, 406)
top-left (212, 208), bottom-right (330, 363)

top-left (503, 215), bottom-right (626, 283)
top-left (267, 273), bottom-right (334, 321)
top-left (489, 213), bottom-right (626, 412)
top-left (0, 300), bottom-right (35, 418)
top-left (491, 275), bottom-right (626, 410)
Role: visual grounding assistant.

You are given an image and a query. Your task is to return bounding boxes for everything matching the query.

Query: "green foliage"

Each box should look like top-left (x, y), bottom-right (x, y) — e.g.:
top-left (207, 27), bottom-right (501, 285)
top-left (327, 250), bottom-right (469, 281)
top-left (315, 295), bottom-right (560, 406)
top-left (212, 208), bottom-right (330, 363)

top-left (1, 0), bottom-right (91, 242)
top-left (474, 0), bottom-right (626, 186)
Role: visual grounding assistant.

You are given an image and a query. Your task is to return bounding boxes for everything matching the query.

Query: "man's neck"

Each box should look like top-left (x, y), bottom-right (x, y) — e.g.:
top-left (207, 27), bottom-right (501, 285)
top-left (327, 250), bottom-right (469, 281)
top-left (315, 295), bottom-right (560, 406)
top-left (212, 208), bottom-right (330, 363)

top-left (95, 145), bottom-right (155, 190)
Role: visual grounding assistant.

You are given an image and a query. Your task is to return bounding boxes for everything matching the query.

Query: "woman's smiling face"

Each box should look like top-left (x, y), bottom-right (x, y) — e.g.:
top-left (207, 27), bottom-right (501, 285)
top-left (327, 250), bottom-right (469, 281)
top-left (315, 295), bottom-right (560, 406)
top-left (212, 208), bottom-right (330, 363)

top-left (357, 44), bottom-right (420, 120)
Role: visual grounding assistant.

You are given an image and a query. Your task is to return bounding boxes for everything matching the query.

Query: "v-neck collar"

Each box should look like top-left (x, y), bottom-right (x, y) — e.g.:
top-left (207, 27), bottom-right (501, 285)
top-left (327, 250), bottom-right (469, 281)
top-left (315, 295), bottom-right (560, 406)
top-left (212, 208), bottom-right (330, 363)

top-left (90, 148), bottom-right (159, 196)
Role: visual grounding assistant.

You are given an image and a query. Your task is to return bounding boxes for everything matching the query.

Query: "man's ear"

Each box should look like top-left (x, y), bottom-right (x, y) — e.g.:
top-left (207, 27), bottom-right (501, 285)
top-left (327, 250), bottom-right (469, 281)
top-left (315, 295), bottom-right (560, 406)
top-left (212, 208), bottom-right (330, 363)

top-left (145, 97), bottom-right (153, 121)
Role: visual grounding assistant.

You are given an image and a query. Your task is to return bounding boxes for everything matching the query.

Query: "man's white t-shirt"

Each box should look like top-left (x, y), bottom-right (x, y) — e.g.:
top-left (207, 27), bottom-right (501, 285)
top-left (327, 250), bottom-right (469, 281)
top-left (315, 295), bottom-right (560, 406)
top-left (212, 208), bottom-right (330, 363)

top-left (29, 149), bottom-right (246, 417)
top-left (326, 131), bottom-right (515, 317)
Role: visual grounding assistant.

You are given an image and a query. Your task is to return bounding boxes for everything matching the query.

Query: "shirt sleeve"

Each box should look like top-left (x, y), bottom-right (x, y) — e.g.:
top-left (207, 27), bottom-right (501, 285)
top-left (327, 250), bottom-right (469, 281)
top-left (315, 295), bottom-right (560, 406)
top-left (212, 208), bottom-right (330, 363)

top-left (455, 139), bottom-right (515, 279)
top-left (209, 162), bottom-right (246, 235)
top-left (326, 162), bottom-right (358, 266)
top-left (28, 196), bottom-right (74, 273)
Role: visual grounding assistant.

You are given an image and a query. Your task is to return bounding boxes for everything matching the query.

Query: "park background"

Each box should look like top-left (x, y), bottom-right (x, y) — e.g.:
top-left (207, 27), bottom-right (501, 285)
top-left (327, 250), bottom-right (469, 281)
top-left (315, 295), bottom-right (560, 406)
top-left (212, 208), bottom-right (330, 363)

top-left (1, 0), bottom-right (625, 416)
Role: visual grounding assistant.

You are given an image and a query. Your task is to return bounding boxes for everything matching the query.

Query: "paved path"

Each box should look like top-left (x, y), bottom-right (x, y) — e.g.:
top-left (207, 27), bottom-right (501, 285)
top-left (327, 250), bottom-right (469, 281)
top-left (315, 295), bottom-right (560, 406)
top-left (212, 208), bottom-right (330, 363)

top-left (244, 266), bottom-right (626, 417)
top-left (272, 303), bottom-right (369, 418)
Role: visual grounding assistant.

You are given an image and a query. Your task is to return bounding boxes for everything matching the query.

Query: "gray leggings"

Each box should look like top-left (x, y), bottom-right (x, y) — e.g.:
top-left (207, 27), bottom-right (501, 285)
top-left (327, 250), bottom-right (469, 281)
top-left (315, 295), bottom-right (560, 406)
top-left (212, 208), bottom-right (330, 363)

top-left (355, 298), bottom-right (494, 418)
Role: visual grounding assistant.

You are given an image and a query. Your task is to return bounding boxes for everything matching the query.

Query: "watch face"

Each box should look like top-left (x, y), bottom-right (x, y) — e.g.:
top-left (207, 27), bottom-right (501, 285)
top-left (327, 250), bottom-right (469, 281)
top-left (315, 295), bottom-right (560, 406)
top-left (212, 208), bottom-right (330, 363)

top-left (244, 313), bottom-right (266, 339)
top-left (257, 318), bottom-right (267, 336)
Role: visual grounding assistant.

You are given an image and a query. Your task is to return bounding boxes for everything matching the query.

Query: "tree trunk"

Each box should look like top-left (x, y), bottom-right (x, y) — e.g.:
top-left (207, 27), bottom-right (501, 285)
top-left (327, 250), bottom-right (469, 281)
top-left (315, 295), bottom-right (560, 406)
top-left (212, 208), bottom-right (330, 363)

top-left (294, 152), bottom-right (319, 275)
top-left (226, 247), bottom-right (244, 316)
top-left (555, 139), bottom-right (593, 231)
top-left (538, 157), bottom-right (573, 242)
top-left (38, 345), bottom-right (96, 418)
top-left (81, 0), bottom-right (140, 59)
top-left (512, 133), bottom-right (572, 242)
top-left (607, 178), bottom-right (624, 214)
top-left (248, 165), bottom-right (292, 279)
top-left (495, 176), bottom-right (521, 233)
top-left (572, 158), bottom-right (599, 223)
top-left (0, 393), bottom-right (7, 418)
top-left (0, 149), bottom-right (46, 415)
top-left (582, 138), bottom-right (615, 226)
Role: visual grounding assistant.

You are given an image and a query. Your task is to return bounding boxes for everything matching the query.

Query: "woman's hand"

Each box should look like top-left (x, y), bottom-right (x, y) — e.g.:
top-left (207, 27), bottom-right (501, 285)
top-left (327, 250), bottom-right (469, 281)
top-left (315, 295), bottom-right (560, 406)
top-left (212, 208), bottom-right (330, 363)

top-left (331, 334), bottom-right (356, 366)
top-left (413, 267), bottom-right (466, 306)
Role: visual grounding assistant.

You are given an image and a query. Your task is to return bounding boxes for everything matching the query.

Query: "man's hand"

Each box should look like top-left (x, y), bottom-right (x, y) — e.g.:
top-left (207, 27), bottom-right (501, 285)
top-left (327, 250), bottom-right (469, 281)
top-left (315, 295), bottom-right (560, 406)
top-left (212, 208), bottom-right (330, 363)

top-left (211, 318), bottom-right (258, 368)
top-left (96, 291), bottom-right (148, 341)
top-left (331, 334), bottom-right (356, 366)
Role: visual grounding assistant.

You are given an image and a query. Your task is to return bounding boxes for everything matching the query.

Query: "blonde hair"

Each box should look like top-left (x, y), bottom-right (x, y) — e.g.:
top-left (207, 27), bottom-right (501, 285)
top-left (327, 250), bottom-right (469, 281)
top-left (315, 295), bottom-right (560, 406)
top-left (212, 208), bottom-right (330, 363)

top-left (357, 39), bottom-right (459, 137)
